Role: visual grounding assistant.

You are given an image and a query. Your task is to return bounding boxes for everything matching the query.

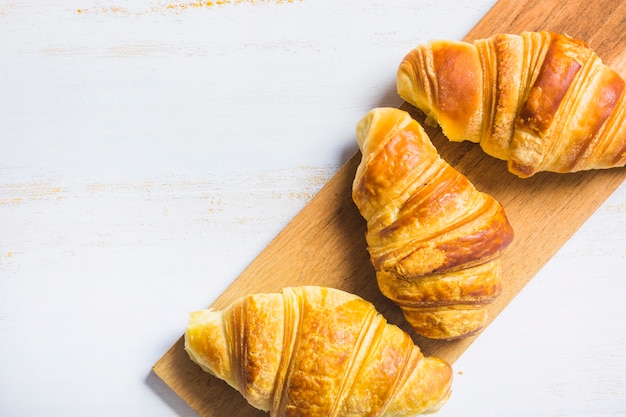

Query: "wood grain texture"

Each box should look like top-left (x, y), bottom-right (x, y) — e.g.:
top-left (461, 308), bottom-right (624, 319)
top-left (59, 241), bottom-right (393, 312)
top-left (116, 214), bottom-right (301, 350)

top-left (153, 0), bottom-right (626, 415)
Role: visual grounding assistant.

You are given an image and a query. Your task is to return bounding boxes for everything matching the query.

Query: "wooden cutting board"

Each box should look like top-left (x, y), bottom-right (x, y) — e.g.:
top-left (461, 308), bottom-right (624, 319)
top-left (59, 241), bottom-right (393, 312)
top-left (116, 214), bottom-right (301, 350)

top-left (153, 0), bottom-right (626, 415)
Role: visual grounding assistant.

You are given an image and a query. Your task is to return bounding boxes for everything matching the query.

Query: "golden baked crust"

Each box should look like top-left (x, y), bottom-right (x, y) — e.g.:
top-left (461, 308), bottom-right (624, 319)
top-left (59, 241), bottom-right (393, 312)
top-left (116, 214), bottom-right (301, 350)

top-left (398, 31), bottom-right (626, 178)
top-left (185, 286), bottom-right (452, 417)
top-left (352, 107), bottom-right (514, 339)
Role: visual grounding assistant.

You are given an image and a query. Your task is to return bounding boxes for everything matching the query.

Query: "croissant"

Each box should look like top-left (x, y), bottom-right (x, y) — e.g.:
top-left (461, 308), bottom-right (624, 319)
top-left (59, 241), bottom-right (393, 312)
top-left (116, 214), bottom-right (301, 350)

top-left (352, 107), bottom-right (514, 340)
top-left (184, 286), bottom-right (452, 417)
top-left (397, 31), bottom-right (626, 178)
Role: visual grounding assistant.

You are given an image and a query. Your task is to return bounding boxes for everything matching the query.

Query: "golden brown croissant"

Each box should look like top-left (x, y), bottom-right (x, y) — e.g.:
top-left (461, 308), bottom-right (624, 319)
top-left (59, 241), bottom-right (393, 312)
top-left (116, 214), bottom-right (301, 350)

top-left (352, 107), bottom-right (514, 340)
top-left (397, 31), bottom-right (626, 178)
top-left (185, 286), bottom-right (452, 417)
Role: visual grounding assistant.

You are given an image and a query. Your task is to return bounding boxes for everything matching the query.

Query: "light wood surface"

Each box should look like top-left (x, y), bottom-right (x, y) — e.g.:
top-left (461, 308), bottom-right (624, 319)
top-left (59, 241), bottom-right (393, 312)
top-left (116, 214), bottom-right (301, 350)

top-left (152, 0), bottom-right (626, 415)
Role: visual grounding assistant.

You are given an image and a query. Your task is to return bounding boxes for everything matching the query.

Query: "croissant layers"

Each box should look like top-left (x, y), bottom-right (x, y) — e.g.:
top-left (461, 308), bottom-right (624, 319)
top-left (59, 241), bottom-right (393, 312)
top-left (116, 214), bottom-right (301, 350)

top-left (397, 31), bottom-right (626, 178)
top-left (185, 286), bottom-right (452, 417)
top-left (352, 108), bottom-right (514, 340)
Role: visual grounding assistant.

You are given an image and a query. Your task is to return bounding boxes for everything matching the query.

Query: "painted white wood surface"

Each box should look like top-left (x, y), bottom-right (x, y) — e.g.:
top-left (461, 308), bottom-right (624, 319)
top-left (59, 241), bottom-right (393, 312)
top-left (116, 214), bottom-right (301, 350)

top-left (1, 1), bottom-right (624, 416)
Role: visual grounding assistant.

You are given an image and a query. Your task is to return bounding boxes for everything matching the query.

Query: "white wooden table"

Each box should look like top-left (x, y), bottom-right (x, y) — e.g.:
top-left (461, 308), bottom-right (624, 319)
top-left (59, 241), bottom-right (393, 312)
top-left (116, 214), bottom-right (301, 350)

top-left (1, 1), bottom-right (625, 416)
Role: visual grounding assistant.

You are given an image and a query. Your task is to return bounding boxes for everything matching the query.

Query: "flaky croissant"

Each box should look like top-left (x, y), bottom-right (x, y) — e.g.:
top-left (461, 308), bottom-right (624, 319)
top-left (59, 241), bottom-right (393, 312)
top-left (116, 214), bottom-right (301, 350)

top-left (185, 286), bottom-right (452, 417)
top-left (352, 108), bottom-right (514, 340)
top-left (397, 31), bottom-right (626, 178)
